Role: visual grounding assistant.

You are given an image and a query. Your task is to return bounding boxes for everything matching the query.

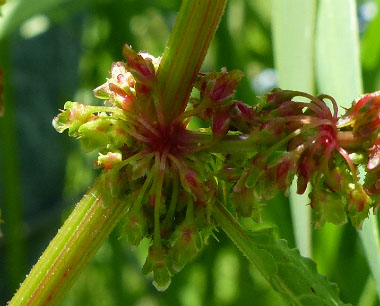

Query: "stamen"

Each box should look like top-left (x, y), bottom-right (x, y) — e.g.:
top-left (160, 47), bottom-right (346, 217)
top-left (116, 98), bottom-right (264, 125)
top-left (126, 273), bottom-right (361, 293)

top-left (153, 152), bottom-right (166, 248)
top-left (162, 172), bottom-right (179, 228)
top-left (137, 116), bottom-right (160, 137)
top-left (318, 94), bottom-right (338, 120)
top-left (151, 89), bottom-right (166, 128)
top-left (134, 165), bottom-right (155, 208)
top-left (112, 152), bottom-right (144, 172)
top-left (337, 146), bottom-right (359, 183)
top-left (295, 91), bottom-right (332, 118)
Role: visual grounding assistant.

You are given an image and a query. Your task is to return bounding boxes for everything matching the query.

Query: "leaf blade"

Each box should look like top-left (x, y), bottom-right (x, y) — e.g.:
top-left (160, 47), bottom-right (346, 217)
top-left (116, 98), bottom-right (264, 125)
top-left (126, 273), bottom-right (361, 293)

top-left (214, 203), bottom-right (349, 306)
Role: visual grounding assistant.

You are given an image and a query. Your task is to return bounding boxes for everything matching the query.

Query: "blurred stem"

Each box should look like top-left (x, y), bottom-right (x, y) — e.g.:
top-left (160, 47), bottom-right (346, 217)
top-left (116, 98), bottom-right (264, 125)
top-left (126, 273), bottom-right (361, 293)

top-left (0, 38), bottom-right (25, 294)
top-left (8, 175), bottom-right (130, 306)
top-left (358, 212), bottom-right (380, 302)
top-left (157, 0), bottom-right (227, 124)
top-left (357, 276), bottom-right (377, 306)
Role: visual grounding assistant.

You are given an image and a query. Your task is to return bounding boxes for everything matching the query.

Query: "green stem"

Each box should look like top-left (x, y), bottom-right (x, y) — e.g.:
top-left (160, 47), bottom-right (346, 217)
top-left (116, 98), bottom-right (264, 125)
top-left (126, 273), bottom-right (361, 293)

top-left (157, 0), bottom-right (227, 124)
top-left (8, 175), bottom-right (130, 306)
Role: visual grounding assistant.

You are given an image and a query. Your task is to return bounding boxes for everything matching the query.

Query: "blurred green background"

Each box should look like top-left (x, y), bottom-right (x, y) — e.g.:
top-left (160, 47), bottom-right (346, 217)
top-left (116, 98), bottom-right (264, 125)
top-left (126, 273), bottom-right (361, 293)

top-left (0, 0), bottom-right (380, 305)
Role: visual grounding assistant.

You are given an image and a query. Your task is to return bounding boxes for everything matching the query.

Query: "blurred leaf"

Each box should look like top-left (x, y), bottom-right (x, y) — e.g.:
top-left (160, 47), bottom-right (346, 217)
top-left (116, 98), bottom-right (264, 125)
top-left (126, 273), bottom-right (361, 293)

top-left (0, 66), bottom-right (3, 116)
top-left (214, 203), bottom-right (349, 305)
top-left (316, 0), bottom-right (380, 302)
top-left (272, 0), bottom-right (316, 258)
top-left (0, 0), bottom-right (71, 39)
top-left (315, 0), bottom-right (362, 108)
top-left (361, 0), bottom-right (380, 70)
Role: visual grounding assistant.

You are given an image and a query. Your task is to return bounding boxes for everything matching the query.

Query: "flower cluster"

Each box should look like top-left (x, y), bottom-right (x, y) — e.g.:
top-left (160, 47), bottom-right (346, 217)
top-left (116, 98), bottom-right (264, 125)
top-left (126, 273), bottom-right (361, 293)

top-left (54, 44), bottom-right (380, 289)
top-left (221, 89), bottom-right (377, 229)
top-left (54, 44), bottom-right (219, 290)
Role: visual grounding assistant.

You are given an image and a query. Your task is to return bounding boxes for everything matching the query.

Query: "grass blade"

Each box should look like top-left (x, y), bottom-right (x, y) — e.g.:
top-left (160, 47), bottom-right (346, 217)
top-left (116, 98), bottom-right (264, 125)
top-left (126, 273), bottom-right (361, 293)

top-left (272, 0), bottom-right (317, 257)
top-left (358, 213), bottom-right (380, 301)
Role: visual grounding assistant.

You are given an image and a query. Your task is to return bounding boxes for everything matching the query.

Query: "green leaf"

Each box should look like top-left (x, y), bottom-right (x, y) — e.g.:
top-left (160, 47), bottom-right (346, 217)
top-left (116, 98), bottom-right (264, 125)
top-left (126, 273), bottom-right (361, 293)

top-left (272, 0), bottom-right (317, 258)
top-left (214, 203), bottom-right (349, 306)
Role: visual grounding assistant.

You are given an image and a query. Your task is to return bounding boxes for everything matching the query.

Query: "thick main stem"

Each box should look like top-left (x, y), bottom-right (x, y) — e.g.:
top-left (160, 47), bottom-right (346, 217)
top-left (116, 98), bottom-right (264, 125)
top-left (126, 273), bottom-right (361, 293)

top-left (8, 175), bottom-right (130, 306)
top-left (157, 0), bottom-right (227, 124)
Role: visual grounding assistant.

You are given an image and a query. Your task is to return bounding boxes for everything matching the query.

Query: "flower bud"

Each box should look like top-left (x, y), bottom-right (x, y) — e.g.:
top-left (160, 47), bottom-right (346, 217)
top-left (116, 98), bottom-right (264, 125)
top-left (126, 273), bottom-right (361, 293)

top-left (97, 151), bottom-right (122, 170)
top-left (309, 188), bottom-right (347, 228)
top-left (52, 102), bottom-right (93, 136)
top-left (347, 186), bottom-right (371, 229)
top-left (123, 204), bottom-right (147, 247)
top-left (122, 44), bottom-right (156, 82)
top-left (168, 221), bottom-right (202, 272)
top-left (78, 117), bottom-right (131, 152)
top-left (212, 111), bottom-right (231, 137)
top-left (142, 246), bottom-right (171, 291)
top-left (368, 139), bottom-right (380, 170)
top-left (265, 88), bottom-right (299, 107)
top-left (208, 70), bottom-right (243, 103)
top-left (231, 185), bottom-right (262, 221)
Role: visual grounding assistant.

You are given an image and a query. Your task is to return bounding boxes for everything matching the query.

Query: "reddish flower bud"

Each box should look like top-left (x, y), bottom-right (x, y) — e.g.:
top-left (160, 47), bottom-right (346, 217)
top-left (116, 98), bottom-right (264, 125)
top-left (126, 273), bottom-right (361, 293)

top-left (368, 139), bottom-right (380, 170)
top-left (212, 111), bottom-right (231, 137)
top-left (310, 188), bottom-right (347, 228)
top-left (122, 44), bottom-right (156, 82)
top-left (354, 91), bottom-right (380, 115)
top-left (168, 221), bottom-right (202, 272)
top-left (142, 246), bottom-right (171, 291)
top-left (297, 157), bottom-right (317, 194)
top-left (266, 88), bottom-right (299, 106)
top-left (235, 101), bottom-right (252, 119)
top-left (347, 186), bottom-right (372, 229)
top-left (97, 151), bottom-right (122, 170)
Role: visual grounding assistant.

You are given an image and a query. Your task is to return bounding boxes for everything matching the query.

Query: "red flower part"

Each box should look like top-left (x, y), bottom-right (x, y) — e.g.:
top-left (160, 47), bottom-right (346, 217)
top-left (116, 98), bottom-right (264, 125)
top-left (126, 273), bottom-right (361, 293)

top-left (266, 89), bottom-right (298, 106)
top-left (180, 168), bottom-right (207, 203)
top-left (199, 108), bottom-right (213, 121)
top-left (185, 172), bottom-right (198, 189)
top-left (122, 44), bottom-right (156, 81)
top-left (209, 70), bottom-right (243, 103)
top-left (354, 91), bottom-right (380, 115)
top-left (297, 157), bottom-right (316, 194)
top-left (235, 101), bottom-right (253, 119)
top-left (212, 111), bottom-right (231, 137)
top-left (368, 139), bottom-right (380, 170)
top-left (109, 83), bottom-right (128, 97)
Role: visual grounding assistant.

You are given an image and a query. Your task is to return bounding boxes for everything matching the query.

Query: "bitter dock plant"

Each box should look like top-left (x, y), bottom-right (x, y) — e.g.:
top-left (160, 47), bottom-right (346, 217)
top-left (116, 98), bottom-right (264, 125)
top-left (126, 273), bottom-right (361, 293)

top-left (7, 0), bottom-right (380, 305)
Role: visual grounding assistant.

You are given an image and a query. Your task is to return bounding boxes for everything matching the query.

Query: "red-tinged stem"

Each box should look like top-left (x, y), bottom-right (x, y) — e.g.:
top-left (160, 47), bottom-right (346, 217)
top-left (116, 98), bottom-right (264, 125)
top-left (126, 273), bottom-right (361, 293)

top-left (8, 175), bottom-right (130, 306)
top-left (157, 0), bottom-right (227, 125)
top-left (190, 130), bottom-right (366, 155)
top-left (336, 131), bottom-right (365, 149)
